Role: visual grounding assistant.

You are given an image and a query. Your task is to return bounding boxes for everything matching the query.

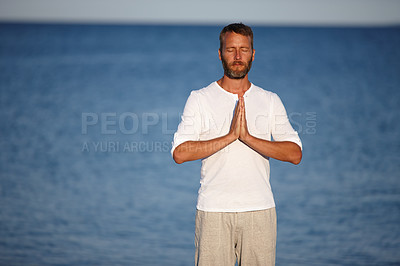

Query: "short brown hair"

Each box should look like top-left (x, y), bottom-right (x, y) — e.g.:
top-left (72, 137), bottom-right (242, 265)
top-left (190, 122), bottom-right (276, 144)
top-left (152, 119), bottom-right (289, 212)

top-left (219, 23), bottom-right (254, 51)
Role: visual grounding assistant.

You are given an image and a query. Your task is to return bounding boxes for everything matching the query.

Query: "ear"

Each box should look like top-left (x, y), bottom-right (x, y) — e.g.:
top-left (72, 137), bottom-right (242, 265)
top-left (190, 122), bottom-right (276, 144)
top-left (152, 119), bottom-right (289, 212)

top-left (252, 49), bottom-right (255, 62)
top-left (218, 49), bottom-right (222, 61)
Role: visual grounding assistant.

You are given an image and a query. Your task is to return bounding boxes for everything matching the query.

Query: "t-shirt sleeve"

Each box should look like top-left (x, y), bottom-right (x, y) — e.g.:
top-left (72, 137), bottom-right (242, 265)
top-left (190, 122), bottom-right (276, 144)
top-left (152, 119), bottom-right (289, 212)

top-left (171, 91), bottom-right (202, 156)
top-left (270, 93), bottom-right (302, 150)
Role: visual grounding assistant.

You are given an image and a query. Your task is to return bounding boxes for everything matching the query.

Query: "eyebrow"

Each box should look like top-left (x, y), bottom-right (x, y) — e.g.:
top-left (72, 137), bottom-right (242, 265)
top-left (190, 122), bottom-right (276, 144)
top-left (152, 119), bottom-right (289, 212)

top-left (225, 45), bottom-right (250, 49)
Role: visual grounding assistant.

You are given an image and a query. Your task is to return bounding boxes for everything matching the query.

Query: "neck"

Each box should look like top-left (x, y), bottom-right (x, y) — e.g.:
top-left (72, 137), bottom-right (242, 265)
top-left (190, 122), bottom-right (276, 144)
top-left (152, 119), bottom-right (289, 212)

top-left (217, 75), bottom-right (251, 97)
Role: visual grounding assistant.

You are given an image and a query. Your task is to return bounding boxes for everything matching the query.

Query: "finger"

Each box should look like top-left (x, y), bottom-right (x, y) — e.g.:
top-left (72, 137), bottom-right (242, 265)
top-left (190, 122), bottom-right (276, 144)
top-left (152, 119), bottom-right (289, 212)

top-left (240, 105), bottom-right (245, 126)
top-left (240, 98), bottom-right (248, 130)
top-left (236, 101), bottom-right (242, 123)
top-left (233, 99), bottom-right (240, 118)
top-left (239, 98), bottom-right (244, 118)
top-left (236, 97), bottom-right (241, 114)
top-left (242, 98), bottom-right (246, 117)
top-left (231, 99), bottom-right (241, 136)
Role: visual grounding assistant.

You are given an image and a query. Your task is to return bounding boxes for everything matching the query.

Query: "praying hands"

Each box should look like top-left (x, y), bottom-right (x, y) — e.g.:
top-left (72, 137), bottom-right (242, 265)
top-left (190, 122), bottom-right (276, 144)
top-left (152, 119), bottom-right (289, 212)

top-left (173, 96), bottom-right (301, 164)
top-left (229, 96), bottom-right (250, 142)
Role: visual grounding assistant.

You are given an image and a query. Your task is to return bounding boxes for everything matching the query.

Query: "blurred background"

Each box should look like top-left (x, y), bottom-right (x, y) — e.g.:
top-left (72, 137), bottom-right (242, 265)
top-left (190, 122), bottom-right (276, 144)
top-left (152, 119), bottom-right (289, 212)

top-left (0, 1), bottom-right (399, 265)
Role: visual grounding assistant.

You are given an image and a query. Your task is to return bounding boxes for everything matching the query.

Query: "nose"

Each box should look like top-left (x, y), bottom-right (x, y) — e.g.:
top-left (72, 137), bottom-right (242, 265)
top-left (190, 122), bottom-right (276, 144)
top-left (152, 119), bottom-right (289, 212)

top-left (234, 50), bottom-right (241, 60)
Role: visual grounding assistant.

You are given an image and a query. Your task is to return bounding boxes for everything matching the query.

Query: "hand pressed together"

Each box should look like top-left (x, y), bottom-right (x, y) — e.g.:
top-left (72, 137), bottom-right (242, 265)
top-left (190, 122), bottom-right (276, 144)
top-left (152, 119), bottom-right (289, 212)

top-left (229, 96), bottom-right (250, 142)
top-left (174, 94), bottom-right (302, 165)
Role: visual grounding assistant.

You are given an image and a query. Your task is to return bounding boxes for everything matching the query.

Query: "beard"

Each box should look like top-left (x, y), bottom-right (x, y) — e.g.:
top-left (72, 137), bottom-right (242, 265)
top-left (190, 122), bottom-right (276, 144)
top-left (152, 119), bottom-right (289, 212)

top-left (221, 55), bottom-right (253, 79)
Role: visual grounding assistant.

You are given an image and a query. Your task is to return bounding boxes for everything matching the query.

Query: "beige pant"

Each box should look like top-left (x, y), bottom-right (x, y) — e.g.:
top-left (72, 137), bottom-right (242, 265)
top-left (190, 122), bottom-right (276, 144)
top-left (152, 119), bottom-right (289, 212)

top-left (195, 208), bottom-right (277, 266)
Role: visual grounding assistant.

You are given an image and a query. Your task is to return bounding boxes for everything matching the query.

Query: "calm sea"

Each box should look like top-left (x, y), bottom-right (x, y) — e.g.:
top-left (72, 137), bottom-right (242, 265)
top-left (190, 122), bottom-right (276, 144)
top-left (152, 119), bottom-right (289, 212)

top-left (0, 23), bottom-right (399, 265)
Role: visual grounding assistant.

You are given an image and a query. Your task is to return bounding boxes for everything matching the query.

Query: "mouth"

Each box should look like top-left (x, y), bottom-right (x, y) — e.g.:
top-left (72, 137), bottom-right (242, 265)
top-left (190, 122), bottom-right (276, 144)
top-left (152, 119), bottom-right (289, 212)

top-left (232, 61), bottom-right (244, 67)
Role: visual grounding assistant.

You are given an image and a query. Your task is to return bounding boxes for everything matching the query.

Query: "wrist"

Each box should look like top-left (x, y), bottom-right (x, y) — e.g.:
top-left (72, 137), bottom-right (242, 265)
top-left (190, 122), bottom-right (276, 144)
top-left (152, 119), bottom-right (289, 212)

top-left (240, 132), bottom-right (253, 144)
top-left (225, 131), bottom-right (238, 143)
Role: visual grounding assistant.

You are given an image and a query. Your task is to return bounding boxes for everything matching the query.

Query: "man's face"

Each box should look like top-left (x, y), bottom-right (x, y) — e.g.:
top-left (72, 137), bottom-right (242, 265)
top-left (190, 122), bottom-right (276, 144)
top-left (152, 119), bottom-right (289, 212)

top-left (219, 32), bottom-right (255, 79)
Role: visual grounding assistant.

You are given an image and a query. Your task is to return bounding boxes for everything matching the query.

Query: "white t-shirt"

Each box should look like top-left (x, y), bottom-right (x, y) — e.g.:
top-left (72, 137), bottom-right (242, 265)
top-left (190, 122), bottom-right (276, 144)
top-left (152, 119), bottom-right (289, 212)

top-left (171, 81), bottom-right (302, 212)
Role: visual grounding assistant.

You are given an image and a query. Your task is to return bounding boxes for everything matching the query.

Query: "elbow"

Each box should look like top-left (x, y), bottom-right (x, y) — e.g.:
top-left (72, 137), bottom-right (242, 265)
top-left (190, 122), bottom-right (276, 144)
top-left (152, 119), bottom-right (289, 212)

top-left (173, 157), bottom-right (184, 164)
top-left (292, 156), bottom-right (301, 165)
top-left (291, 149), bottom-right (302, 165)
top-left (173, 149), bottom-right (185, 164)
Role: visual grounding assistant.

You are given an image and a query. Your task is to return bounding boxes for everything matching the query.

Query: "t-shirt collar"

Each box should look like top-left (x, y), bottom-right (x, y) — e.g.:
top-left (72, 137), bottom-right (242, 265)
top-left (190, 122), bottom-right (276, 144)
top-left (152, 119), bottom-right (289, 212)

top-left (214, 81), bottom-right (254, 99)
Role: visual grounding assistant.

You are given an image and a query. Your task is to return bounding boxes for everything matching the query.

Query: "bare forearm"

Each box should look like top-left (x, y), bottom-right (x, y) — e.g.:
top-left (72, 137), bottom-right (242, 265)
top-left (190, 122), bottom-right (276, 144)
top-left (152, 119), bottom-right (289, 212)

top-left (173, 134), bottom-right (236, 164)
top-left (241, 135), bottom-right (302, 164)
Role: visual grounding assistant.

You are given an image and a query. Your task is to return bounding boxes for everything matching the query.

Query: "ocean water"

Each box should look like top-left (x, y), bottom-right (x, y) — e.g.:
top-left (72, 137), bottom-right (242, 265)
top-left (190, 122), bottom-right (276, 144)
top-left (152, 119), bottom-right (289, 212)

top-left (0, 23), bottom-right (399, 265)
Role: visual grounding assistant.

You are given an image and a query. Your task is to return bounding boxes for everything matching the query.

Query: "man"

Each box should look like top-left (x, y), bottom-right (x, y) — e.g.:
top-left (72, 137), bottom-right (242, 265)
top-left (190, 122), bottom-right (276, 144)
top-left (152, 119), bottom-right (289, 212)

top-left (171, 23), bottom-right (302, 266)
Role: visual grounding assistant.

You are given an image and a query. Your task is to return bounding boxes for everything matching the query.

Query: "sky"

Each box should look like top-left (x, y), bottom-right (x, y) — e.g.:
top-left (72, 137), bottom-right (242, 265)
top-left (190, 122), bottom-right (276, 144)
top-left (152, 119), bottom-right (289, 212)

top-left (1, 0), bottom-right (400, 26)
